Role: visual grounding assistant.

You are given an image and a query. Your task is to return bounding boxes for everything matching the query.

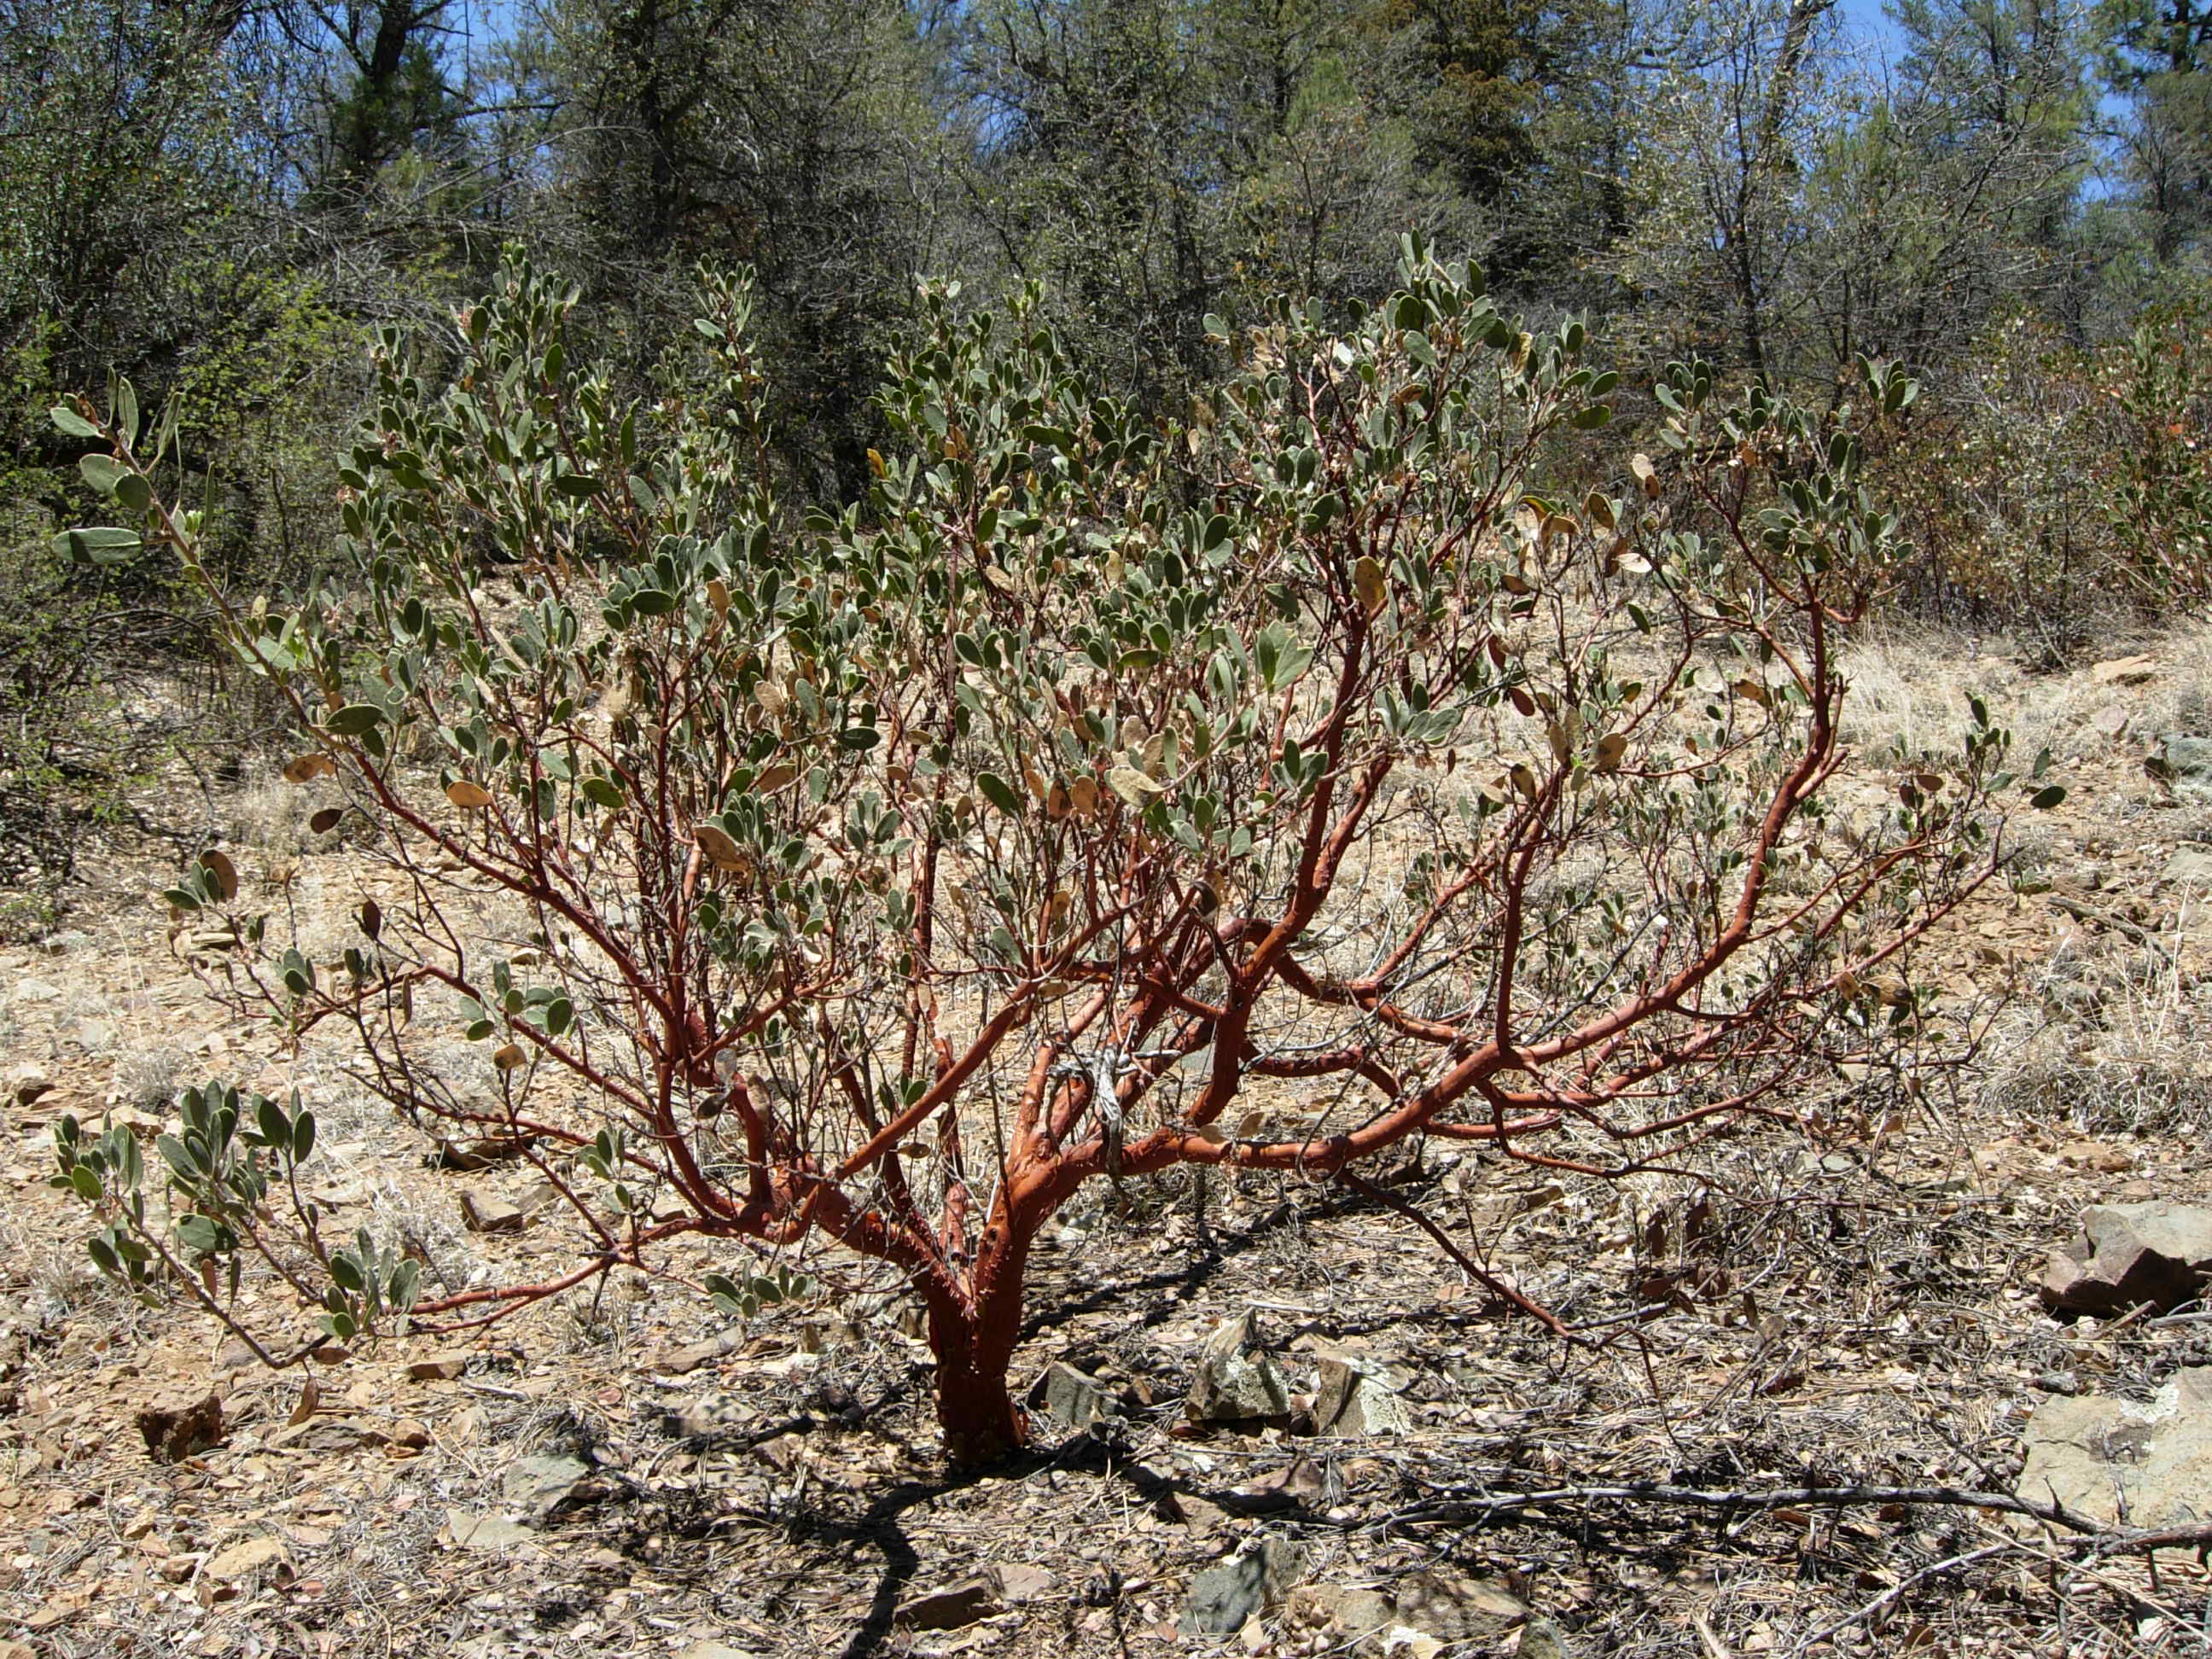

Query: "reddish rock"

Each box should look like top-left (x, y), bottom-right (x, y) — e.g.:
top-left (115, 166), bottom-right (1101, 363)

top-left (2042, 1202), bottom-right (2212, 1317)
top-left (134, 1391), bottom-right (224, 1463)
top-left (896, 1578), bottom-right (1002, 1630)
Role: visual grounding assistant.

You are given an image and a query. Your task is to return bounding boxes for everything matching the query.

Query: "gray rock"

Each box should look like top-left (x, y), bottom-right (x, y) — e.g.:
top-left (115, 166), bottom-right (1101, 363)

top-left (2165, 843), bottom-right (2212, 889)
top-left (445, 1509), bottom-right (537, 1551)
top-left (1288, 1584), bottom-right (1397, 1644)
top-left (503, 1452), bottom-right (590, 1522)
top-left (1186, 1311), bottom-right (1291, 1423)
top-left (266, 1415), bottom-right (371, 1453)
top-left (664, 1393), bottom-right (757, 1442)
top-left (460, 1190), bottom-right (525, 1233)
top-left (1180, 1538), bottom-right (1306, 1637)
top-left (215, 1339), bottom-right (259, 1372)
top-left (993, 1564), bottom-right (1057, 1604)
top-left (204, 1535), bottom-right (289, 1582)
top-left (1289, 1570), bottom-right (1544, 1654)
top-left (1313, 1357), bottom-right (1412, 1437)
top-left (2093, 655), bottom-right (2158, 686)
top-left (1516, 1615), bottom-right (1578, 1658)
top-left (61, 1016), bottom-right (114, 1053)
top-left (655, 1327), bottom-right (744, 1375)
top-left (2151, 733), bottom-right (2212, 799)
top-left (2041, 1201), bottom-right (2212, 1316)
top-left (2017, 1368), bottom-right (2212, 1529)
top-left (1037, 1362), bottom-right (1116, 1429)
top-left (1390, 1570), bottom-right (1528, 1644)
top-left (405, 1350), bottom-right (471, 1382)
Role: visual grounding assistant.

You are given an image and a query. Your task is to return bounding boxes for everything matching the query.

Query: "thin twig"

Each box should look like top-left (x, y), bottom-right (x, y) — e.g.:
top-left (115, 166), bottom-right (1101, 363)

top-left (1385, 1480), bottom-right (2100, 1534)
top-left (1335, 1168), bottom-right (1583, 1342)
top-left (2047, 895), bottom-right (2176, 964)
top-left (1790, 1540), bottom-right (2016, 1653)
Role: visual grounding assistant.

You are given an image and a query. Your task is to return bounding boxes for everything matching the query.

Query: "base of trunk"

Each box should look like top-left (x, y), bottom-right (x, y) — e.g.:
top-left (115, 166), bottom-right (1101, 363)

top-left (938, 1389), bottom-right (1027, 1466)
top-left (929, 1307), bottom-right (1027, 1466)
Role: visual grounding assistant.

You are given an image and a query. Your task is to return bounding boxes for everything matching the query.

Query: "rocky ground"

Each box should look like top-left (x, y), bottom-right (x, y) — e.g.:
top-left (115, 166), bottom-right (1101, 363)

top-left (4, 627), bottom-right (2212, 1659)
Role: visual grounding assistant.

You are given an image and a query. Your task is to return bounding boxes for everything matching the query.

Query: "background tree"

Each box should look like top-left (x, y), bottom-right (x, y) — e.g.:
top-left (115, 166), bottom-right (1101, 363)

top-left (295, 0), bottom-right (472, 200)
top-left (1805, 0), bottom-right (2090, 377)
top-left (526, 0), bottom-right (963, 492)
top-left (1360, 0), bottom-right (1638, 291)
top-left (0, 0), bottom-right (358, 894)
top-left (2100, 0), bottom-right (2212, 258)
top-left (956, 0), bottom-right (1227, 412)
top-left (9, 0), bottom-right (2212, 942)
top-left (1610, 0), bottom-right (1850, 384)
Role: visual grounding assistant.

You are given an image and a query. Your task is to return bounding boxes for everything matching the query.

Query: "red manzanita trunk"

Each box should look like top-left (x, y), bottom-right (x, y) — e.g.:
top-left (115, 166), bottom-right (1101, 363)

top-left (928, 1304), bottom-right (1028, 1465)
top-left (919, 1197), bottom-right (1050, 1464)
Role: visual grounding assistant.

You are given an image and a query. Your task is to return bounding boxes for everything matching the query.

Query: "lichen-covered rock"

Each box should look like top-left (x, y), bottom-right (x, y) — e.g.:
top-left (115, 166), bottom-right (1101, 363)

top-left (1179, 1538), bottom-right (1306, 1636)
top-left (1185, 1310), bottom-right (1291, 1423)
top-left (1288, 1569), bottom-right (1569, 1655)
top-left (2150, 733), bottom-right (2212, 799)
top-left (2017, 1368), bottom-right (2212, 1529)
top-left (1037, 1361), bottom-right (1115, 1429)
top-left (1314, 1354), bottom-right (1413, 1436)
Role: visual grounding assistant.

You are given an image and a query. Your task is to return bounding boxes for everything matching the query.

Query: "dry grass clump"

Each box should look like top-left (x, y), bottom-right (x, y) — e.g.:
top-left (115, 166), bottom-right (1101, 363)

top-left (224, 776), bottom-right (324, 856)
top-left (1840, 614), bottom-right (2212, 767)
top-left (0, 1194), bottom-right (128, 1333)
top-left (1982, 929), bottom-right (2212, 1138)
top-left (1838, 626), bottom-right (2023, 760)
top-left (107, 1042), bottom-right (180, 1110)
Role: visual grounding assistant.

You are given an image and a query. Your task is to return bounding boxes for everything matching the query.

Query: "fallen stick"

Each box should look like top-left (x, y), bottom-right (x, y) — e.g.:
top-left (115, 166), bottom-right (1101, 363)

top-left (1790, 1540), bottom-right (2016, 1655)
top-left (1336, 1167), bottom-right (1582, 1342)
top-left (1386, 1479), bottom-right (2212, 1558)
top-left (1388, 1480), bottom-right (2097, 1533)
top-left (2087, 1519), bottom-right (2212, 1557)
top-left (2047, 895), bottom-right (2175, 964)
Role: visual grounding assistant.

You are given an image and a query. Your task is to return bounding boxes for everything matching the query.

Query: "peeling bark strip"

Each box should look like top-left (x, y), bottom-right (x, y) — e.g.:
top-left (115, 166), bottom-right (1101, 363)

top-left (58, 251), bottom-right (2000, 1464)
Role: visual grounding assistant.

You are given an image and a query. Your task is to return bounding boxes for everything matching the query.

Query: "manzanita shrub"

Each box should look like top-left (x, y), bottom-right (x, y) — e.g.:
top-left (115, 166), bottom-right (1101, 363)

top-left (52, 242), bottom-right (2024, 1462)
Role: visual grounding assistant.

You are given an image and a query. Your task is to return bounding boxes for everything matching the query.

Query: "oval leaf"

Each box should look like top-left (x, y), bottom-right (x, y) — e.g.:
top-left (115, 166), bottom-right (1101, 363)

top-left (325, 704), bottom-right (387, 738)
top-left (1108, 766), bottom-right (1167, 807)
top-left (695, 823), bottom-right (747, 870)
top-left (1353, 556), bottom-right (1388, 619)
top-left (79, 455), bottom-right (126, 496)
top-left (55, 527), bottom-right (142, 566)
top-left (198, 849), bottom-right (239, 902)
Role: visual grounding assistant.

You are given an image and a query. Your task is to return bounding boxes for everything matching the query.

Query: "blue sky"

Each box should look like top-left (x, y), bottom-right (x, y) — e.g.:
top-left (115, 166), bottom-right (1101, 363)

top-left (1839, 0), bottom-right (1908, 59)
